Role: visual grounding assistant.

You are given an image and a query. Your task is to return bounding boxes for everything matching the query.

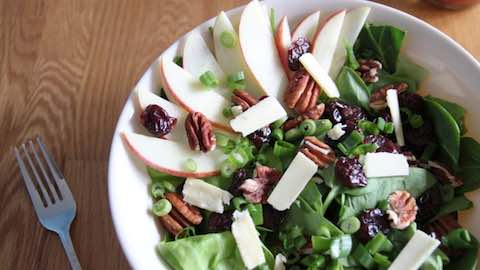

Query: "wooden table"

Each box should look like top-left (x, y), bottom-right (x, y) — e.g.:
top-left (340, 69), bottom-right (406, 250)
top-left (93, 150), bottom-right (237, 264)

top-left (1, 0), bottom-right (479, 269)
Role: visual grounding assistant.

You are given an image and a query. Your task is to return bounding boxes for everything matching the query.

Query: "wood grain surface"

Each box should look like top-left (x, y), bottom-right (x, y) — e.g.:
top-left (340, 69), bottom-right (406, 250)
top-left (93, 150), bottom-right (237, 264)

top-left (0, 0), bottom-right (479, 269)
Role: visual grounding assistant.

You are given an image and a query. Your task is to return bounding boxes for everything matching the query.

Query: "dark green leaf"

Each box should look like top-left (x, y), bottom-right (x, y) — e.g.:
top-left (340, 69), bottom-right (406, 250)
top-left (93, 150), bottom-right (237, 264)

top-left (457, 137), bottom-right (480, 193)
top-left (204, 175), bottom-right (233, 190)
top-left (424, 97), bottom-right (461, 169)
top-left (427, 96), bottom-right (466, 135)
top-left (318, 166), bottom-right (379, 197)
top-left (394, 55), bottom-right (428, 91)
top-left (429, 195), bottom-right (473, 222)
top-left (445, 248), bottom-right (478, 270)
top-left (147, 167), bottom-right (184, 188)
top-left (336, 66), bottom-right (371, 110)
top-left (345, 44), bottom-right (360, 70)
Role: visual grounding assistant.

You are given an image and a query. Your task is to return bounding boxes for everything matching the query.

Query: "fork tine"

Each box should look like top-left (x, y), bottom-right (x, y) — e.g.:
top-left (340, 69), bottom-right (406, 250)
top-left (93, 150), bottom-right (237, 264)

top-left (36, 137), bottom-right (72, 199)
top-left (29, 140), bottom-right (60, 202)
top-left (13, 146), bottom-right (47, 208)
top-left (22, 143), bottom-right (53, 205)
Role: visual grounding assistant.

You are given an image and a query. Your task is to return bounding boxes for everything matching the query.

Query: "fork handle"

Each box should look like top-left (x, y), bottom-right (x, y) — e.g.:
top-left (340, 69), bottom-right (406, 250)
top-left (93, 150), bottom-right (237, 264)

top-left (58, 229), bottom-right (82, 270)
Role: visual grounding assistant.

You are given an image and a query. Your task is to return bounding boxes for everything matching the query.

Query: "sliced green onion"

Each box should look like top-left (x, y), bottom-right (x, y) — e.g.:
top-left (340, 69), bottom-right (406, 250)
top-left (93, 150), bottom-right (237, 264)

top-left (330, 235), bottom-right (353, 258)
top-left (352, 244), bottom-right (374, 269)
top-left (339, 130), bottom-right (364, 154)
top-left (215, 132), bottom-right (230, 148)
top-left (247, 203), bottom-right (263, 225)
top-left (365, 232), bottom-right (387, 255)
top-left (317, 225), bottom-right (331, 238)
top-left (162, 181), bottom-right (176, 192)
top-left (409, 113), bottom-right (424, 128)
top-left (314, 119), bottom-right (333, 136)
top-left (232, 197), bottom-right (248, 210)
top-left (373, 253), bottom-right (391, 268)
top-left (173, 56), bottom-right (183, 67)
top-left (184, 158), bottom-right (197, 172)
top-left (420, 143), bottom-right (437, 161)
top-left (340, 216), bottom-right (360, 234)
top-left (222, 107), bottom-right (233, 118)
top-left (269, 129), bottom-right (282, 141)
top-left (358, 120), bottom-right (379, 135)
top-left (220, 31), bottom-right (236, 48)
top-left (226, 80), bottom-right (246, 90)
top-left (312, 235), bottom-right (332, 253)
top-left (228, 71), bottom-right (245, 82)
top-left (301, 254), bottom-right (326, 269)
top-left (383, 122), bottom-right (394, 134)
top-left (376, 117), bottom-right (386, 131)
top-left (284, 128), bottom-right (303, 141)
top-left (350, 143), bottom-right (378, 156)
top-left (220, 159), bottom-right (236, 177)
top-left (151, 182), bottom-right (165, 198)
top-left (199, 70), bottom-right (219, 88)
top-left (269, 8), bottom-right (276, 33)
top-left (299, 119), bottom-right (317, 136)
top-left (379, 238), bottom-right (393, 253)
top-left (273, 140), bottom-right (296, 157)
top-left (227, 151), bottom-right (246, 168)
top-left (152, 199), bottom-right (172, 217)
top-left (337, 143), bottom-right (349, 155)
top-left (272, 117), bottom-right (287, 129)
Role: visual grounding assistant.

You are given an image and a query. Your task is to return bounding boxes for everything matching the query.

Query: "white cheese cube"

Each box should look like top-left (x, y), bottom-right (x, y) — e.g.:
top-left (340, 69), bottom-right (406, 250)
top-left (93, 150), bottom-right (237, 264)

top-left (267, 152), bottom-right (318, 210)
top-left (230, 96), bottom-right (287, 136)
top-left (386, 89), bottom-right (405, 146)
top-left (299, 53), bottom-right (340, 98)
top-left (388, 230), bottom-right (440, 270)
top-left (231, 210), bottom-right (266, 269)
top-left (327, 123), bottom-right (346, 140)
top-left (182, 178), bottom-right (233, 213)
top-left (363, 152), bottom-right (409, 178)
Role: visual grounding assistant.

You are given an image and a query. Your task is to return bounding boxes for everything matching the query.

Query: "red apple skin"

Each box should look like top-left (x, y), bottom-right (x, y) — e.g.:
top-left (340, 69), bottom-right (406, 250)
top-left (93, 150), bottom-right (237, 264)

top-left (311, 9), bottom-right (347, 56)
top-left (274, 16), bottom-right (292, 79)
top-left (159, 60), bottom-right (234, 134)
top-left (291, 10), bottom-right (320, 41)
top-left (121, 133), bottom-right (220, 178)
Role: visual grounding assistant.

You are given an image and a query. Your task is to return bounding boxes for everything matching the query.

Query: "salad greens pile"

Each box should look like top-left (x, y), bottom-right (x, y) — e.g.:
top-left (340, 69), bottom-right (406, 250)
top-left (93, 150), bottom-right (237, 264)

top-left (132, 7), bottom-right (480, 270)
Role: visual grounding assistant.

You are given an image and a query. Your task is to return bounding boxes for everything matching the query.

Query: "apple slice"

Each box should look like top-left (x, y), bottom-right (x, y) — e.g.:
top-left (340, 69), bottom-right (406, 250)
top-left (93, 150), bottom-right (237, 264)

top-left (239, 0), bottom-right (288, 106)
top-left (274, 16), bottom-right (292, 78)
top-left (213, 11), bottom-right (264, 97)
top-left (121, 132), bottom-right (224, 178)
top-left (183, 30), bottom-right (230, 98)
top-left (291, 11), bottom-right (320, 42)
top-left (159, 57), bottom-right (233, 133)
top-left (136, 86), bottom-right (187, 141)
top-left (329, 7), bottom-right (371, 78)
top-left (311, 10), bottom-right (346, 72)
top-left (299, 53), bottom-right (339, 98)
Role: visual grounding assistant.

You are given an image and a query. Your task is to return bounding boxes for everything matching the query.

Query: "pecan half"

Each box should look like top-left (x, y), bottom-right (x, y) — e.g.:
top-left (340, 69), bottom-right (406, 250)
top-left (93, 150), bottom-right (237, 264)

top-left (427, 161), bottom-right (463, 187)
top-left (387, 191), bottom-right (418, 230)
top-left (185, 112), bottom-right (216, 152)
top-left (425, 214), bottom-right (460, 240)
top-left (283, 104), bottom-right (325, 131)
top-left (232, 90), bottom-right (257, 111)
top-left (284, 70), bottom-right (321, 114)
top-left (369, 82), bottom-right (408, 111)
top-left (239, 165), bottom-right (281, 203)
top-left (159, 192), bottom-right (203, 235)
top-left (357, 59), bottom-right (382, 84)
top-left (300, 136), bottom-right (335, 168)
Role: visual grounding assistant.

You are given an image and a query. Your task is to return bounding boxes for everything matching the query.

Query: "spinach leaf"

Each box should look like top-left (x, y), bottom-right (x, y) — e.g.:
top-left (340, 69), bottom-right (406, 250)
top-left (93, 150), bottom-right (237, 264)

top-left (429, 195), bottom-right (473, 222)
top-left (345, 44), bottom-right (360, 70)
top-left (204, 175), bottom-right (233, 190)
top-left (318, 166), bottom-right (378, 196)
top-left (394, 55), bottom-right (428, 91)
top-left (445, 248), bottom-right (478, 270)
top-left (336, 66), bottom-right (371, 110)
top-left (424, 97), bottom-right (461, 169)
top-left (147, 167), bottom-right (184, 188)
top-left (457, 137), bottom-right (480, 193)
top-left (298, 181), bottom-right (323, 212)
top-left (342, 168), bottom-right (436, 217)
top-left (354, 24), bottom-right (406, 73)
top-left (427, 96), bottom-right (466, 135)
top-left (369, 70), bottom-right (417, 93)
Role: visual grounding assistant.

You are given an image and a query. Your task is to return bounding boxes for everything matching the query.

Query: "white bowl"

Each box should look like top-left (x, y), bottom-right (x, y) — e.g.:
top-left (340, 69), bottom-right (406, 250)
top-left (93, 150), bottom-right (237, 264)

top-left (108, 0), bottom-right (480, 268)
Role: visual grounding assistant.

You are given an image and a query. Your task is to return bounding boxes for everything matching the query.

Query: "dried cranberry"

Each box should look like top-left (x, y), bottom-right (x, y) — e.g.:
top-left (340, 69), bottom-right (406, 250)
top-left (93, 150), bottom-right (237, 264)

top-left (262, 204), bottom-right (286, 231)
top-left (404, 121), bottom-right (434, 153)
top-left (399, 92), bottom-right (425, 113)
top-left (335, 157), bottom-right (368, 188)
top-left (140, 104), bottom-right (177, 137)
top-left (378, 109), bottom-right (392, 122)
top-left (248, 127), bottom-right (272, 148)
top-left (288, 37), bottom-right (310, 71)
top-left (229, 168), bottom-right (250, 196)
top-left (325, 100), bottom-right (366, 133)
top-left (357, 208), bottom-right (391, 243)
top-left (416, 186), bottom-right (444, 223)
top-left (364, 134), bottom-right (400, 153)
top-left (207, 210), bottom-right (234, 232)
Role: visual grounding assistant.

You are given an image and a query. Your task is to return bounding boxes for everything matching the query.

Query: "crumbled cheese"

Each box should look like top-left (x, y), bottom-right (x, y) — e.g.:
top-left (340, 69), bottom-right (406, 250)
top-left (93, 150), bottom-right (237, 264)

top-left (274, 254), bottom-right (287, 270)
top-left (267, 152), bottom-right (318, 210)
top-left (363, 152), bottom-right (409, 178)
top-left (327, 123), bottom-right (346, 140)
top-left (386, 89), bottom-right (405, 146)
top-left (231, 210), bottom-right (266, 269)
top-left (231, 105), bottom-right (244, 117)
top-left (230, 96), bottom-right (287, 136)
top-left (389, 230), bottom-right (440, 270)
top-left (182, 178), bottom-right (233, 213)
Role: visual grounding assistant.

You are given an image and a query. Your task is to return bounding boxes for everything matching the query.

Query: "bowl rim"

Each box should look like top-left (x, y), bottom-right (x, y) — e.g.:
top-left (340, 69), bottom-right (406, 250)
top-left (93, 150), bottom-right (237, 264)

top-left (108, 0), bottom-right (480, 268)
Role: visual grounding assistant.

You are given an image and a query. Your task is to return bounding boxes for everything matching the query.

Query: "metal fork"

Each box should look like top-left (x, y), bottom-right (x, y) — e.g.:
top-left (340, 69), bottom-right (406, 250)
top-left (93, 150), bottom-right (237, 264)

top-left (14, 137), bottom-right (82, 270)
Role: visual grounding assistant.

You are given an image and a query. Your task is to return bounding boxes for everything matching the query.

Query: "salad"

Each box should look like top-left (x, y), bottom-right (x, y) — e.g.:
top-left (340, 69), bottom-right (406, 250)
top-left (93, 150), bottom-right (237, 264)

top-left (121, 1), bottom-right (480, 269)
